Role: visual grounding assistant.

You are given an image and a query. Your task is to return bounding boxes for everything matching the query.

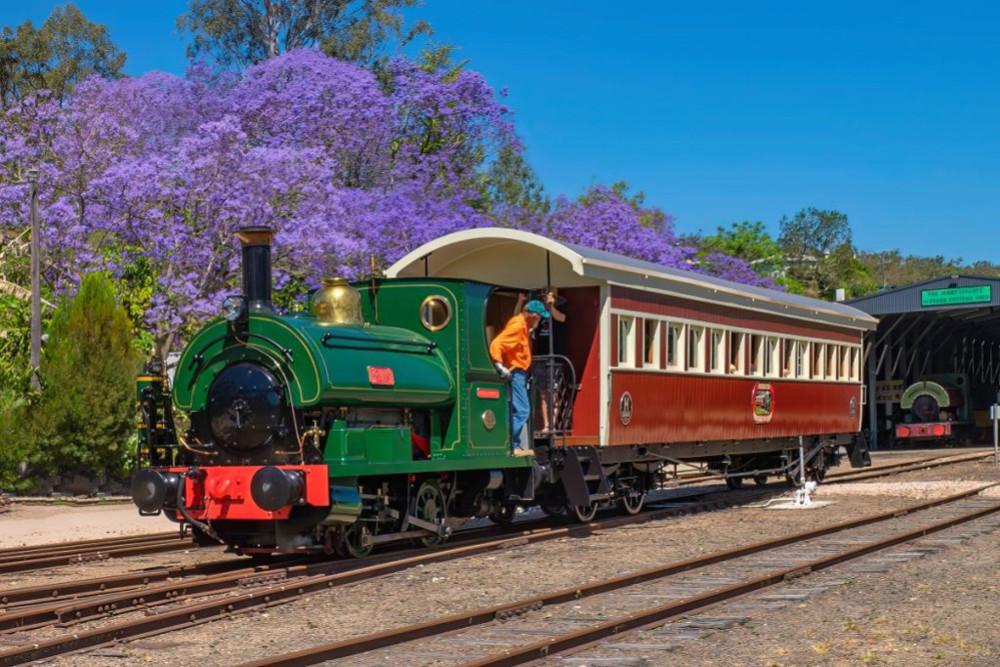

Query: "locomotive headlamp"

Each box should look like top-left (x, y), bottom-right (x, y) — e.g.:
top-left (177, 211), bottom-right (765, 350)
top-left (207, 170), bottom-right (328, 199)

top-left (221, 295), bottom-right (246, 322)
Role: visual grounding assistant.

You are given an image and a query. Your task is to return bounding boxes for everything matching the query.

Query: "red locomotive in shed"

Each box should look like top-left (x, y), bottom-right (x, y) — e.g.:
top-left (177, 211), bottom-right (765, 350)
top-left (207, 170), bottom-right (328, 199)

top-left (388, 229), bottom-right (877, 508)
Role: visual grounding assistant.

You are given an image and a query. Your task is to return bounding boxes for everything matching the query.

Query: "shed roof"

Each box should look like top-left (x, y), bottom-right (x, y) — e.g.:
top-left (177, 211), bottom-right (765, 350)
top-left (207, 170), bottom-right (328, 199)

top-left (387, 228), bottom-right (877, 331)
top-left (847, 275), bottom-right (1000, 316)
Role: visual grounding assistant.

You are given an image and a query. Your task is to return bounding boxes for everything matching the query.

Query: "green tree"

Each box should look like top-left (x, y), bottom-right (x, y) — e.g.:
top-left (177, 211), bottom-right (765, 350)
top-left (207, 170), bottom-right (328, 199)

top-left (0, 272), bottom-right (140, 490)
top-left (858, 250), bottom-right (1000, 290)
top-left (778, 207), bottom-right (873, 298)
top-left (0, 4), bottom-right (126, 108)
top-left (485, 142), bottom-right (550, 218)
top-left (701, 220), bottom-right (781, 269)
top-left (177, 0), bottom-right (432, 68)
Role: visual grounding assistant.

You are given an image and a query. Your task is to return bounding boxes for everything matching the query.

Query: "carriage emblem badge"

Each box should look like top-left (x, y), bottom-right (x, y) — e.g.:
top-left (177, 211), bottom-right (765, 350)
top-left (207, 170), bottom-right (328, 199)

top-left (752, 383), bottom-right (774, 424)
top-left (619, 391), bottom-right (634, 426)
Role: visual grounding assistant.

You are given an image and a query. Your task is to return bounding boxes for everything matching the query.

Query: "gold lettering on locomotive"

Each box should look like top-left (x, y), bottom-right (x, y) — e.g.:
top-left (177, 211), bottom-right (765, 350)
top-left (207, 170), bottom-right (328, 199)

top-left (752, 383), bottom-right (774, 424)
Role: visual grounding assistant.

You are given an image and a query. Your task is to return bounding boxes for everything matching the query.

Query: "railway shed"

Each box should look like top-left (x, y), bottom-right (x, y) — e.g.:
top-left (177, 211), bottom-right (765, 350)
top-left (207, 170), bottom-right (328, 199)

top-left (848, 275), bottom-right (1000, 449)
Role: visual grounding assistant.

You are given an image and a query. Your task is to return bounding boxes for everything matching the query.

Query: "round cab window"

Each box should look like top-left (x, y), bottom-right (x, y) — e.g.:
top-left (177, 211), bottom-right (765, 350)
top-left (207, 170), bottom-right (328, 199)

top-left (420, 296), bottom-right (451, 331)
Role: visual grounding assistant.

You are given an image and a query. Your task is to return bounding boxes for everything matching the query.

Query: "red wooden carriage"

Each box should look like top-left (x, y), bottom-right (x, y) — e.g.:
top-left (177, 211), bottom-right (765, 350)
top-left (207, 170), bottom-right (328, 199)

top-left (389, 229), bottom-right (877, 501)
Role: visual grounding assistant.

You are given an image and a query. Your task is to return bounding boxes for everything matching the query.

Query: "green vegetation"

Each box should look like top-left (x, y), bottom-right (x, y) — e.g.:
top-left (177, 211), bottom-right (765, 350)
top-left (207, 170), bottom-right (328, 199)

top-left (0, 273), bottom-right (140, 491)
top-left (0, 3), bottom-right (126, 107)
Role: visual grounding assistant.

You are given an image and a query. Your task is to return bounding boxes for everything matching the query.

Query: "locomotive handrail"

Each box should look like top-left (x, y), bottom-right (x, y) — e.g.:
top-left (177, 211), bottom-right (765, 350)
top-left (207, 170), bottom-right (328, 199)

top-left (320, 331), bottom-right (437, 354)
top-left (189, 332), bottom-right (294, 366)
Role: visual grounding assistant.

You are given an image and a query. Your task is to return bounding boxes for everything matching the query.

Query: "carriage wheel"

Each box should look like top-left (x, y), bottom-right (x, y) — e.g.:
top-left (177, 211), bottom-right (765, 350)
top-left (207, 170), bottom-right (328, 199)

top-left (489, 503), bottom-right (517, 525)
top-left (572, 502), bottom-right (599, 523)
top-left (725, 475), bottom-right (745, 490)
top-left (618, 491), bottom-right (645, 516)
top-left (753, 474), bottom-right (769, 486)
top-left (414, 480), bottom-right (448, 547)
top-left (341, 523), bottom-right (373, 559)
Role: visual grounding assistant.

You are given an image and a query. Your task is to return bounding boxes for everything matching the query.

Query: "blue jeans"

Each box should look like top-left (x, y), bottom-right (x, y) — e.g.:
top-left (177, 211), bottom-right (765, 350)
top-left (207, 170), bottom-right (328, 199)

top-left (510, 369), bottom-right (529, 450)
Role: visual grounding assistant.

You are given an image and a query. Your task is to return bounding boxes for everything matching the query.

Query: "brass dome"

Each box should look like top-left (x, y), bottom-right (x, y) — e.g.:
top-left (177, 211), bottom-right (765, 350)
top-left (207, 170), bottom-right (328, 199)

top-left (311, 278), bottom-right (363, 324)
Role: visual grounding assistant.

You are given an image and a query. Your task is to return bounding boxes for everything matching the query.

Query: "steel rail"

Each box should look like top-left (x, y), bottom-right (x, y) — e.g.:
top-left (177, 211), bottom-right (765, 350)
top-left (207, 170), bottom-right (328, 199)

top-left (0, 482), bottom-right (754, 613)
top-left (675, 450), bottom-right (991, 488)
top-left (0, 490), bottom-right (774, 666)
top-left (0, 531), bottom-right (179, 560)
top-left (0, 538), bottom-right (192, 576)
top-left (2, 454), bottom-right (988, 663)
top-left (236, 483), bottom-right (999, 667)
top-left (466, 498), bottom-right (1000, 666)
top-left (826, 451), bottom-right (992, 484)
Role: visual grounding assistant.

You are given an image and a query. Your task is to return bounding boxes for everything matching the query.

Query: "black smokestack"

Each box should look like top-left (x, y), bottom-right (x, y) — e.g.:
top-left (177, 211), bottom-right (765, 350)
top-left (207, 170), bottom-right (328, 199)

top-left (236, 226), bottom-right (276, 313)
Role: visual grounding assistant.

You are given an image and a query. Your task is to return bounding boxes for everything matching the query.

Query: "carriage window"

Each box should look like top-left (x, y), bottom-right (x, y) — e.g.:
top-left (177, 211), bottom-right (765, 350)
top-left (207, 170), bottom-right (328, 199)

top-left (618, 316), bottom-right (636, 367)
top-left (710, 330), bottom-right (725, 374)
top-left (850, 346), bottom-right (860, 381)
top-left (729, 332), bottom-right (745, 374)
top-left (666, 323), bottom-right (683, 370)
top-left (826, 344), bottom-right (838, 380)
top-left (813, 343), bottom-right (825, 379)
top-left (797, 340), bottom-right (810, 378)
top-left (420, 295), bottom-right (452, 331)
top-left (840, 346), bottom-right (850, 380)
top-left (765, 337), bottom-right (780, 378)
top-left (643, 319), bottom-right (660, 367)
top-left (782, 339), bottom-right (795, 378)
top-left (688, 325), bottom-right (705, 372)
top-left (750, 334), bottom-right (764, 377)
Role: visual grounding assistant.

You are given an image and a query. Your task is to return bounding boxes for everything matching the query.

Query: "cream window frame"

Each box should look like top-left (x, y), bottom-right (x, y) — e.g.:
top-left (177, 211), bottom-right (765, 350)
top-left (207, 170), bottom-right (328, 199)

top-left (729, 331), bottom-right (746, 375)
top-left (618, 316), bottom-right (636, 367)
top-left (688, 325), bottom-right (706, 372)
top-left (642, 319), bottom-right (661, 368)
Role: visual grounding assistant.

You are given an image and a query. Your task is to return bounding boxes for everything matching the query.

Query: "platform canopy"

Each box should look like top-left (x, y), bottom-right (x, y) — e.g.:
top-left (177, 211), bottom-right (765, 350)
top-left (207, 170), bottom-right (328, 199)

top-left (386, 228), bottom-right (877, 331)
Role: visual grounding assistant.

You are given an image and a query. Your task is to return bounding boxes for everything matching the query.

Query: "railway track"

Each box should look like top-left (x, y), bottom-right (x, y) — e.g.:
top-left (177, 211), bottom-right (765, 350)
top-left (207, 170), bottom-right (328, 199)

top-left (0, 449), bottom-right (991, 664)
top-left (1, 448), bottom-right (986, 580)
top-left (240, 484), bottom-right (1000, 667)
top-left (0, 488), bottom-right (779, 666)
top-left (0, 531), bottom-right (192, 576)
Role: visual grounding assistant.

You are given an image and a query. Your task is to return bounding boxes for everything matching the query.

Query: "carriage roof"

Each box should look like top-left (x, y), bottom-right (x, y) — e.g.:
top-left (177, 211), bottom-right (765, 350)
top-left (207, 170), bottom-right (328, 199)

top-left (386, 228), bottom-right (878, 331)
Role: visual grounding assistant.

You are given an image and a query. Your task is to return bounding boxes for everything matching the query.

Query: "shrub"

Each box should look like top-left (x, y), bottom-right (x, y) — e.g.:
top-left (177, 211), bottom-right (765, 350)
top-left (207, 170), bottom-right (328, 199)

top-left (0, 272), bottom-right (141, 491)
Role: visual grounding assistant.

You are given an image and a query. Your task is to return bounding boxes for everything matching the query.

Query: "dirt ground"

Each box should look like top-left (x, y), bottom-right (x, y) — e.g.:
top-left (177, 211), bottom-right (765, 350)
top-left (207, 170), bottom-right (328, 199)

top-left (0, 502), bottom-right (176, 548)
top-left (3, 449), bottom-right (1000, 666)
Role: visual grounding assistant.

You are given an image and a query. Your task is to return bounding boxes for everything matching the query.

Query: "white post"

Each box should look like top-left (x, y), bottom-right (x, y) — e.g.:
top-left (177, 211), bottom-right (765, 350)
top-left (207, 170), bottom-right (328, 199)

top-left (798, 435), bottom-right (806, 487)
top-left (993, 404), bottom-right (998, 468)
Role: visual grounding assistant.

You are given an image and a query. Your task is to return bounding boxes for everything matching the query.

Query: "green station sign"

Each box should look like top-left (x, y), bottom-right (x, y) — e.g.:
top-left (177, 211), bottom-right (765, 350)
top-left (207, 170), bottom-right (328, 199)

top-left (921, 285), bottom-right (992, 307)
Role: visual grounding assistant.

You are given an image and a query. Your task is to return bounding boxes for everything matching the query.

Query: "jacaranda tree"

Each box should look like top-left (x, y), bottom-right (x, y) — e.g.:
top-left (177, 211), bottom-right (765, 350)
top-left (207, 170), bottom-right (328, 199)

top-left (0, 48), bottom-right (773, 358)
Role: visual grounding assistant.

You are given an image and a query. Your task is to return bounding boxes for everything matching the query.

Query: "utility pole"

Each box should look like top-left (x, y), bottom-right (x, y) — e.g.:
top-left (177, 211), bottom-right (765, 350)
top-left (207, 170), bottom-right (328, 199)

top-left (28, 168), bottom-right (40, 391)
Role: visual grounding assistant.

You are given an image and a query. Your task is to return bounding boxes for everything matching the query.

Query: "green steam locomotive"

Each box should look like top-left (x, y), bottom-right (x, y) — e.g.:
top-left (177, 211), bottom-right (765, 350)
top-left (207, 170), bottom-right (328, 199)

top-left (133, 227), bottom-right (544, 556)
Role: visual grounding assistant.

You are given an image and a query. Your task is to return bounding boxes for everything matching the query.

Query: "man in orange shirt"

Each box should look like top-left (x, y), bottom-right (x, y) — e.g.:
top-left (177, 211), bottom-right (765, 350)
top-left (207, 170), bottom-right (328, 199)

top-left (490, 299), bottom-right (550, 455)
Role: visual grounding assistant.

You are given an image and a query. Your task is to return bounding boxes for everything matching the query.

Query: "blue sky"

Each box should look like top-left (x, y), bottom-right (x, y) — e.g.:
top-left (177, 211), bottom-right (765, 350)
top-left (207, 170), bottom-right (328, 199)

top-left (4, 1), bottom-right (999, 262)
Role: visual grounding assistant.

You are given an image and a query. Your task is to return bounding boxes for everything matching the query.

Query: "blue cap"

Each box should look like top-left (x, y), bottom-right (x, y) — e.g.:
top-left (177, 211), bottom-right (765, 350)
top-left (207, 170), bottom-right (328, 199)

top-left (524, 300), bottom-right (551, 319)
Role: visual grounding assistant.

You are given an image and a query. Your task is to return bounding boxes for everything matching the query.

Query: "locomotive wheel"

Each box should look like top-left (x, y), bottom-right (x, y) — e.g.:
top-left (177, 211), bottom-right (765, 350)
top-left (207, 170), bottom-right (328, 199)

top-left (489, 503), bottom-right (517, 525)
top-left (753, 474), bottom-right (769, 486)
top-left (414, 480), bottom-right (448, 548)
top-left (341, 523), bottom-right (373, 559)
top-left (725, 475), bottom-right (745, 490)
top-left (572, 502), bottom-right (599, 523)
top-left (618, 491), bottom-right (645, 516)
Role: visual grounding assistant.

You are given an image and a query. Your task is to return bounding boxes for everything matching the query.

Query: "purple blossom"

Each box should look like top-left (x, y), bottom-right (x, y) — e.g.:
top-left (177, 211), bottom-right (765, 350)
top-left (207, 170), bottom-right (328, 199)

top-left (0, 49), bottom-right (772, 353)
